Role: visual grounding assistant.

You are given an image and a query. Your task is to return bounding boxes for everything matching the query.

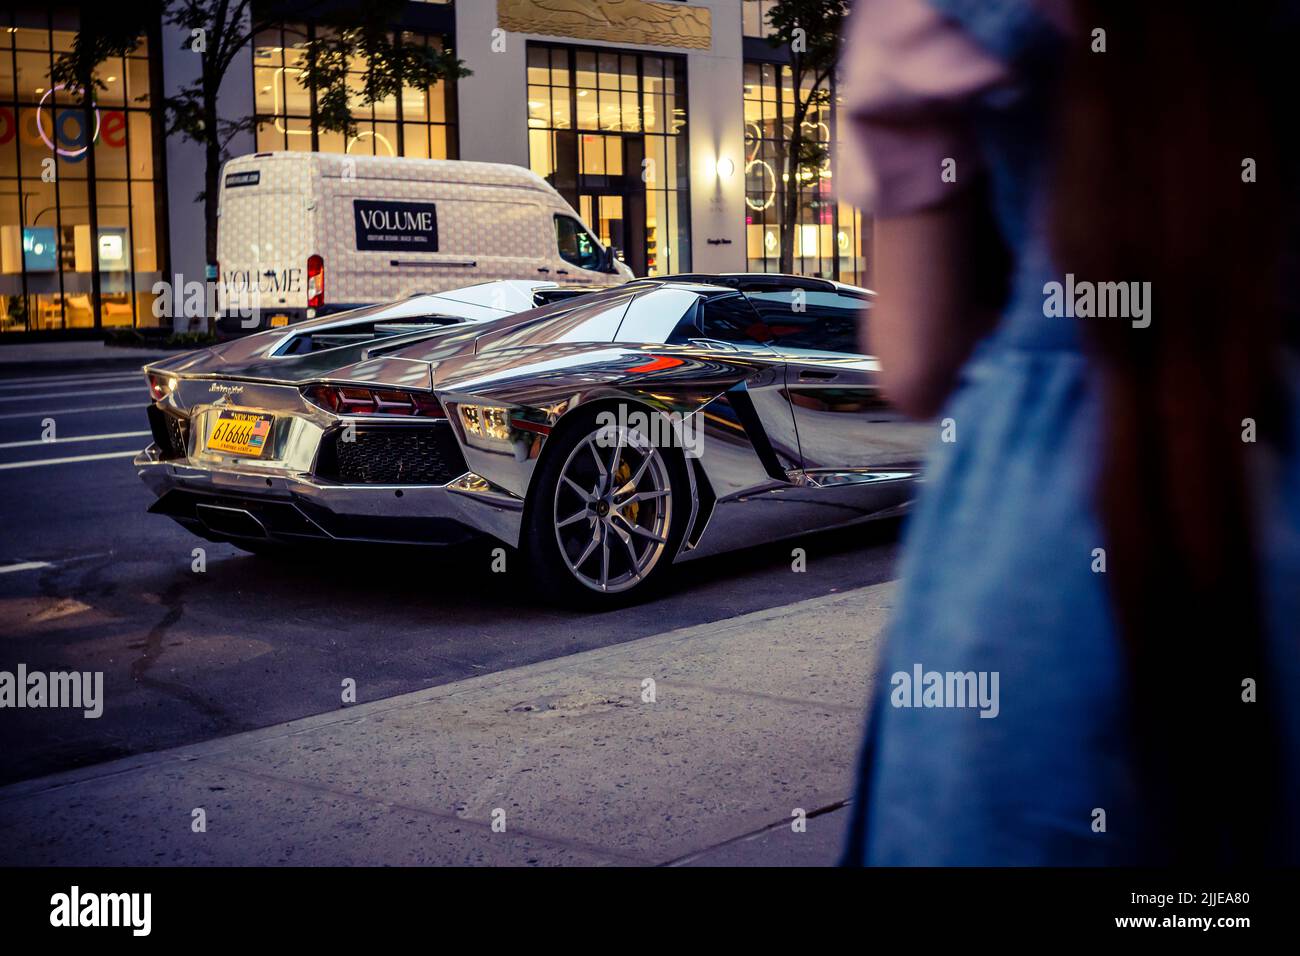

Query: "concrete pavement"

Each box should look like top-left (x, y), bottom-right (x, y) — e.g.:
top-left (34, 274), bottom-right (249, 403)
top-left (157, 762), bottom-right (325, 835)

top-left (0, 581), bottom-right (894, 866)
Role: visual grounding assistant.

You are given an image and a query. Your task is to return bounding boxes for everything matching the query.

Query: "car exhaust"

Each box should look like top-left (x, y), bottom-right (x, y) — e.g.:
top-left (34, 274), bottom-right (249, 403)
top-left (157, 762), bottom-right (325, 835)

top-left (194, 503), bottom-right (269, 539)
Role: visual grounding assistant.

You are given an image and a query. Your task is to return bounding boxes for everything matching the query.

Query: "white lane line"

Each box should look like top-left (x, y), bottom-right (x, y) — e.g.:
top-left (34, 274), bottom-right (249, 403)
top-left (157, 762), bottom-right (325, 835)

top-left (0, 450), bottom-right (139, 470)
top-left (0, 403), bottom-right (141, 420)
top-left (0, 560), bottom-right (53, 575)
top-left (0, 372), bottom-right (140, 389)
top-left (0, 431), bottom-right (150, 450)
top-left (0, 386), bottom-right (144, 403)
top-left (0, 552), bottom-right (115, 575)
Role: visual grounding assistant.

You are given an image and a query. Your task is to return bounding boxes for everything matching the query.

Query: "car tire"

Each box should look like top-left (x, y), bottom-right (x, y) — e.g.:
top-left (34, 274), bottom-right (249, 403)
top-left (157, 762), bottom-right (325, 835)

top-left (522, 405), bottom-right (691, 610)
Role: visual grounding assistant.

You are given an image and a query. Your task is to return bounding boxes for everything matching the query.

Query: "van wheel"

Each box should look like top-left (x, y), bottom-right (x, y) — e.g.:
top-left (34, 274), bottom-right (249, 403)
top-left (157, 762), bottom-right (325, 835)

top-left (522, 407), bottom-right (689, 609)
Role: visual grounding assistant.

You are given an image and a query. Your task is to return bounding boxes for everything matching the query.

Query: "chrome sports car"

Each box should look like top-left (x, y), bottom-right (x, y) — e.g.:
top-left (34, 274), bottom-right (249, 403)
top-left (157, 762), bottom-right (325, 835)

top-left (137, 275), bottom-right (928, 607)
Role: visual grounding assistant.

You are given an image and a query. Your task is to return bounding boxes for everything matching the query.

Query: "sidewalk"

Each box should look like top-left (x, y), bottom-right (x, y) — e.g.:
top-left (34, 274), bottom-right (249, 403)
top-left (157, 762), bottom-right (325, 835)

top-left (0, 582), bottom-right (894, 866)
top-left (0, 340), bottom-right (176, 375)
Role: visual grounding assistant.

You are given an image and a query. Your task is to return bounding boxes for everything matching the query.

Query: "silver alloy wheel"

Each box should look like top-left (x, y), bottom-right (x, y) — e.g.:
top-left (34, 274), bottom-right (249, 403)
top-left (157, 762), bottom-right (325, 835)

top-left (553, 423), bottom-right (673, 593)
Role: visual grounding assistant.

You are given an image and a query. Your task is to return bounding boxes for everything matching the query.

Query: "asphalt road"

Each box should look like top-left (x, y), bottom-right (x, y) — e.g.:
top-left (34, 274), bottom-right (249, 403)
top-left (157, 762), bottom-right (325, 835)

top-left (0, 360), bottom-right (902, 785)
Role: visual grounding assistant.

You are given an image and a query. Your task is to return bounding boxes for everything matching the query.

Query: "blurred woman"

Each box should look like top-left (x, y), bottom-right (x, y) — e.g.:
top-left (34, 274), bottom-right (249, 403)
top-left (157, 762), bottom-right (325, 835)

top-left (840, 0), bottom-right (1300, 864)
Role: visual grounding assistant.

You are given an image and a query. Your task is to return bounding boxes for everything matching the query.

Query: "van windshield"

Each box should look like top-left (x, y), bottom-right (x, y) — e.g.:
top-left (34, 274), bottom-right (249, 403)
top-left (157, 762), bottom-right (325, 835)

top-left (555, 215), bottom-right (604, 271)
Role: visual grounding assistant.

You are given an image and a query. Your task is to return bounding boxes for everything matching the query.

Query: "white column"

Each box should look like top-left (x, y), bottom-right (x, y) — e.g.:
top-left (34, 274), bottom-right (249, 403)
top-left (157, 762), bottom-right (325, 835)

top-left (686, 1), bottom-right (746, 273)
top-left (454, 3), bottom-right (530, 167)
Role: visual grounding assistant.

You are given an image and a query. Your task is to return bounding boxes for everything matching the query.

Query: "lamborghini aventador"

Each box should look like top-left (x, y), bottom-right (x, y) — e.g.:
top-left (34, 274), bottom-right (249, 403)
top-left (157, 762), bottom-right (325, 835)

top-left (136, 275), bottom-right (928, 607)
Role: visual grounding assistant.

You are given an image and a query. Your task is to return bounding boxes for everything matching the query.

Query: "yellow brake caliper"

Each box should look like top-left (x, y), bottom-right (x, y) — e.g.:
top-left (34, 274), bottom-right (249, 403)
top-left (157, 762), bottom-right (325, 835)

top-left (615, 459), bottom-right (639, 524)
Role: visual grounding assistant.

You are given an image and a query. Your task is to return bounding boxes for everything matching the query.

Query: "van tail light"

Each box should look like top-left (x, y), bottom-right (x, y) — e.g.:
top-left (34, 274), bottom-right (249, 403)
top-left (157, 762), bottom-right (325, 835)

top-left (302, 384), bottom-right (443, 418)
top-left (307, 254), bottom-right (324, 308)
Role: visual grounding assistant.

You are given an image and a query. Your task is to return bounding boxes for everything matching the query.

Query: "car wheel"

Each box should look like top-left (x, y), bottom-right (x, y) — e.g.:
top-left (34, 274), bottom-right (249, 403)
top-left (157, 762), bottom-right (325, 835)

top-left (523, 407), bottom-right (689, 609)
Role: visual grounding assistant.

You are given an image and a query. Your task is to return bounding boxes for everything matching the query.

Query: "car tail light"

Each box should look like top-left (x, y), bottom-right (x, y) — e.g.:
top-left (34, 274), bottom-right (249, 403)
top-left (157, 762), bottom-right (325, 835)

top-left (307, 254), bottom-right (324, 308)
top-left (302, 384), bottom-right (443, 418)
top-left (147, 372), bottom-right (178, 402)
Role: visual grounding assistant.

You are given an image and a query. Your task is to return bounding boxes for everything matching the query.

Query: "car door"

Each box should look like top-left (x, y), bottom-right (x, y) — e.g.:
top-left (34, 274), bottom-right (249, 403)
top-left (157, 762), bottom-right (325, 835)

top-left (672, 291), bottom-right (803, 485)
top-left (745, 288), bottom-right (928, 481)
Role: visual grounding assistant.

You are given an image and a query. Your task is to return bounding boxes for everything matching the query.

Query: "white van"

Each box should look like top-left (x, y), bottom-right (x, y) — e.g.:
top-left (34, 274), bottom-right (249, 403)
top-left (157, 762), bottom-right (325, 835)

top-left (214, 152), bottom-right (632, 335)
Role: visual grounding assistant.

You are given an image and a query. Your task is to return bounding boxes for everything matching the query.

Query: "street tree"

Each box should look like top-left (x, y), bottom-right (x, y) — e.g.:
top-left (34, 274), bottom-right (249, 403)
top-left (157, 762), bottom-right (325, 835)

top-left (762, 0), bottom-right (851, 274)
top-left (55, 1), bottom-right (470, 277)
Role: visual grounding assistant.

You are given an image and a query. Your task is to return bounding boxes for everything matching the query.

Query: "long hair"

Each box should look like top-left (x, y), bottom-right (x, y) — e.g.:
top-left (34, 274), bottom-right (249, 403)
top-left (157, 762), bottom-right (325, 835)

top-left (1049, 2), bottom-right (1290, 863)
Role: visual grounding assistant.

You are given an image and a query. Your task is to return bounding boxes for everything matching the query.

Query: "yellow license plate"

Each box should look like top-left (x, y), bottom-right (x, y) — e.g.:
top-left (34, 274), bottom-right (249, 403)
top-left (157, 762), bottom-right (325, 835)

top-left (207, 409), bottom-right (275, 457)
top-left (269, 314), bottom-right (290, 327)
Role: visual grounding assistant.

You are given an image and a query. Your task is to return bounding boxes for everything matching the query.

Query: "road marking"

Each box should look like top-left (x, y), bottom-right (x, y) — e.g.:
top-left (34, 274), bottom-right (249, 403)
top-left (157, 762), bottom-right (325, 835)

top-left (0, 430), bottom-right (150, 449)
top-left (0, 403), bottom-right (141, 420)
top-left (0, 372), bottom-right (140, 390)
top-left (0, 386), bottom-right (144, 403)
top-left (0, 560), bottom-right (53, 575)
top-left (0, 552), bottom-right (115, 575)
top-left (0, 450), bottom-right (139, 470)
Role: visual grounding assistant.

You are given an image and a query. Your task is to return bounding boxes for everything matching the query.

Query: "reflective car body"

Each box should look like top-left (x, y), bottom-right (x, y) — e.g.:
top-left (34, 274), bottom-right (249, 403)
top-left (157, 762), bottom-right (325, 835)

top-left (136, 275), bottom-right (927, 596)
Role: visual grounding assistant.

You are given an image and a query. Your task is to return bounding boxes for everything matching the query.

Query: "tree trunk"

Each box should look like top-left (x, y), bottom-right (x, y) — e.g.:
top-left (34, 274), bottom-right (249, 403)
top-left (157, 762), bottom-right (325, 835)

top-left (203, 89), bottom-right (220, 272)
top-left (779, 99), bottom-right (809, 275)
top-left (80, 70), bottom-right (103, 330)
top-left (774, 133), bottom-right (791, 274)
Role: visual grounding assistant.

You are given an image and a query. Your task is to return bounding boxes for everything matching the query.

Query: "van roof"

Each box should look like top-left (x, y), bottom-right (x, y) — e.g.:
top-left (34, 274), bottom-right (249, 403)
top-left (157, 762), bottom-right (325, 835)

top-left (224, 151), bottom-right (560, 192)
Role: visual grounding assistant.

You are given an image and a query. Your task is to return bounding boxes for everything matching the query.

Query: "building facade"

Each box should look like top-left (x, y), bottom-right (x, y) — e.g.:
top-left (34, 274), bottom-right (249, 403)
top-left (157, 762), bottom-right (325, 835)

top-left (1, 0), bottom-right (869, 336)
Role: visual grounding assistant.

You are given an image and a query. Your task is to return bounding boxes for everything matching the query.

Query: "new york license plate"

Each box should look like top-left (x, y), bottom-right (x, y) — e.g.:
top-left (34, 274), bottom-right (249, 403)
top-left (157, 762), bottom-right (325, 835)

top-left (207, 409), bottom-right (274, 457)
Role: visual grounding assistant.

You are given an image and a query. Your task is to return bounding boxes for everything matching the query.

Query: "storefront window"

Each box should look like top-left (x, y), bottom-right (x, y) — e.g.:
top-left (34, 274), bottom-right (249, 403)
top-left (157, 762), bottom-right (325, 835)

top-left (527, 43), bottom-right (690, 277)
top-left (742, 61), bottom-right (868, 284)
top-left (0, 13), bottom-right (163, 333)
top-left (253, 24), bottom-right (457, 159)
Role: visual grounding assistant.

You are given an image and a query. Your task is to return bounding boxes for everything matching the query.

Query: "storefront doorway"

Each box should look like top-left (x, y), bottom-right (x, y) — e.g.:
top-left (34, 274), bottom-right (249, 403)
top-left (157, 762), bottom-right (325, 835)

top-left (575, 133), bottom-right (647, 277)
top-left (526, 43), bottom-right (689, 278)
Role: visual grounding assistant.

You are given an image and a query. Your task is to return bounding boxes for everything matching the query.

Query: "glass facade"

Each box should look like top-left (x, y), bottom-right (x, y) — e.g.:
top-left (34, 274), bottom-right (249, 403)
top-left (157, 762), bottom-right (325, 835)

top-left (526, 42), bottom-right (690, 277)
top-left (253, 25), bottom-right (458, 159)
top-left (742, 61), bottom-right (868, 284)
top-left (0, 13), bottom-right (165, 333)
